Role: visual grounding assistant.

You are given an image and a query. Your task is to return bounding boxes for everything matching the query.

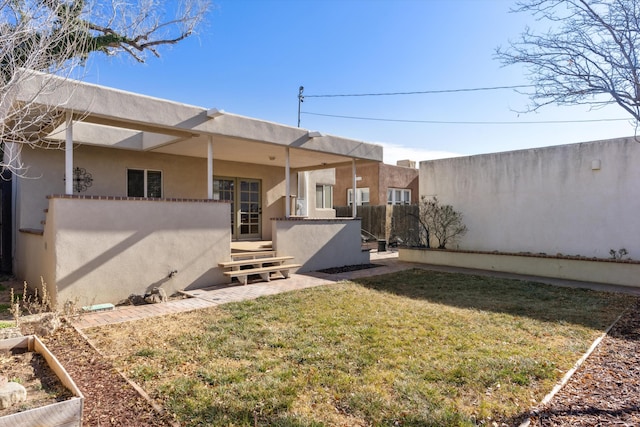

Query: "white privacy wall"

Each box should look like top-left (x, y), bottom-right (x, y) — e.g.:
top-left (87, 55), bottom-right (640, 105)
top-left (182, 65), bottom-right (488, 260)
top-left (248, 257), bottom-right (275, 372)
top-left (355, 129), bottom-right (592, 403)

top-left (419, 137), bottom-right (640, 259)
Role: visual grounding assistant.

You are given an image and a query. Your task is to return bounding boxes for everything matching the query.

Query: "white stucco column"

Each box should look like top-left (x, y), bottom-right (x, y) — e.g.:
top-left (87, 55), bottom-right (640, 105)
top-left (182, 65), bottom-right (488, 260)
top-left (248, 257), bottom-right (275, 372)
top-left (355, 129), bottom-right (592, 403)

top-left (207, 136), bottom-right (213, 199)
top-left (65, 112), bottom-right (73, 195)
top-left (352, 159), bottom-right (357, 218)
top-left (285, 147), bottom-right (291, 218)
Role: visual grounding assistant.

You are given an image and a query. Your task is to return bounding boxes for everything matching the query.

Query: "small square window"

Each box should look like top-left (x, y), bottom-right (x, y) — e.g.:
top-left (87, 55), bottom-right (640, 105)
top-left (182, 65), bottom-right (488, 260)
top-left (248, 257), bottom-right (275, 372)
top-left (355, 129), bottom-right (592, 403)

top-left (387, 188), bottom-right (411, 205)
top-left (348, 188), bottom-right (370, 206)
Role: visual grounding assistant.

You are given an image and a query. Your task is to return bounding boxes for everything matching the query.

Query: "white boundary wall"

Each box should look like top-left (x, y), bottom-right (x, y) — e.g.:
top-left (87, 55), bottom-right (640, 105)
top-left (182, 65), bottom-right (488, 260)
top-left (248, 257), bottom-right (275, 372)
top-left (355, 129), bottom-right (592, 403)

top-left (420, 137), bottom-right (640, 259)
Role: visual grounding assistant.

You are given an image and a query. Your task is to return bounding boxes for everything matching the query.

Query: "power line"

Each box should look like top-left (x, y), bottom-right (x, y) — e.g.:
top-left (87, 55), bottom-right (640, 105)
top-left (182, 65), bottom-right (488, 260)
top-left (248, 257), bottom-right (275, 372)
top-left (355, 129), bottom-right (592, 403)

top-left (302, 85), bottom-right (535, 98)
top-left (302, 111), bottom-right (630, 125)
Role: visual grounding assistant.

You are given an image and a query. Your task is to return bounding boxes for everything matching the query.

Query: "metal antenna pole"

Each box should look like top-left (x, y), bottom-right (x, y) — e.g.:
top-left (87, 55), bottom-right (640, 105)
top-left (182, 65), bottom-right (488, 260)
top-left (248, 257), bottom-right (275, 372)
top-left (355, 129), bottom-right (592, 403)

top-left (297, 86), bottom-right (304, 127)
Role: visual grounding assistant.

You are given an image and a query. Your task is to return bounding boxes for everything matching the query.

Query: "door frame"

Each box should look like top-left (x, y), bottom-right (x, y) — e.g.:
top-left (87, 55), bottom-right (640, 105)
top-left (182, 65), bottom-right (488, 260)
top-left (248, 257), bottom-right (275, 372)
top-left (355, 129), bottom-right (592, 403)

top-left (213, 176), bottom-right (262, 240)
top-left (238, 178), bottom-right (261, 240)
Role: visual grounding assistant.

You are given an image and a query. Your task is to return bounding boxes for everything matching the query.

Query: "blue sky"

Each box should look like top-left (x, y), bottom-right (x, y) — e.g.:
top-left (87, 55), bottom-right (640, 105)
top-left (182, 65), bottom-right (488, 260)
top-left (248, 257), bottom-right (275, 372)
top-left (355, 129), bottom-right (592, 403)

top-left (83, 0), bottom-right (636, 165)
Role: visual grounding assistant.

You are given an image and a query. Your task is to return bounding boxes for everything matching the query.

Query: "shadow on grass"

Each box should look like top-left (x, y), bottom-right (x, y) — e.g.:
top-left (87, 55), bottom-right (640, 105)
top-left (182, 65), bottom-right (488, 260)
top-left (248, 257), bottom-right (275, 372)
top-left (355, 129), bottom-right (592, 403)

top-left (353, 268), bottom-right (634, 329)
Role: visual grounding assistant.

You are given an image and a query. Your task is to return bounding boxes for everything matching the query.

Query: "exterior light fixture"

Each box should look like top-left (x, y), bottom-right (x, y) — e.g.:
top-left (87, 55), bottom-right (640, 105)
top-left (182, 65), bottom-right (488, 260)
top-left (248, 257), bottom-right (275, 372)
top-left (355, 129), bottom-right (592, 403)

top-left (207, 108), bottom-right (225, 118)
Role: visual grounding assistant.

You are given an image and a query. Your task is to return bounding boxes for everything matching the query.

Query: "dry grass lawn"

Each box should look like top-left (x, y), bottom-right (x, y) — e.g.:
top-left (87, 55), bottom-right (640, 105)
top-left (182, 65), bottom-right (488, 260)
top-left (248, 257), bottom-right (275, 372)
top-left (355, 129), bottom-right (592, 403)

top-left (85, 269), bottom-right (633, 426)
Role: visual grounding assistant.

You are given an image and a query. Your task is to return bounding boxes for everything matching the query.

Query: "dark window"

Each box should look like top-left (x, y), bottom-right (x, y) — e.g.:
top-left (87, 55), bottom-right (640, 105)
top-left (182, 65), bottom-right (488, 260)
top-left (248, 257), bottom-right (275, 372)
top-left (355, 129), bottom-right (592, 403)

top-left (127, 169), bottom-right (145, 197)
top-left (147, 171), bottom-right (162, 198)
top-left (127, 169), bottom-right (162, 198)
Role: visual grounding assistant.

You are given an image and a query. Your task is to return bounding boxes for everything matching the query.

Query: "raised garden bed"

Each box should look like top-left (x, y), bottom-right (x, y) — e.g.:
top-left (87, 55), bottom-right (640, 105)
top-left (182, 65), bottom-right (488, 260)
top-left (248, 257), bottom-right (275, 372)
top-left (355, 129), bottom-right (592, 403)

top-left (399, 247), bottom-right (640, 288)
top-left (0, 335), bottom-right (83, 427)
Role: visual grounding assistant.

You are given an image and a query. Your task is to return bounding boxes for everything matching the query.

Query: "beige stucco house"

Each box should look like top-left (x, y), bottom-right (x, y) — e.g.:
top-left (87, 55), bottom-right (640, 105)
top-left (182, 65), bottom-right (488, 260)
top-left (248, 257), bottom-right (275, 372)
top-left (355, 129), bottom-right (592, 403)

top-left (3, 72), bottom-right (382, 306)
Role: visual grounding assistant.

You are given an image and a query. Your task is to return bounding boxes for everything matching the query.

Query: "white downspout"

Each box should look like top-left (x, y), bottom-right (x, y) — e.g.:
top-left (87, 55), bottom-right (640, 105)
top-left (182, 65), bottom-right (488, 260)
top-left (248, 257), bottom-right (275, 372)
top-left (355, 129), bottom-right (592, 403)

top-left (65, 112), bottom-right (73, 195)
top-left (207, 137), bottom-right (213, 199)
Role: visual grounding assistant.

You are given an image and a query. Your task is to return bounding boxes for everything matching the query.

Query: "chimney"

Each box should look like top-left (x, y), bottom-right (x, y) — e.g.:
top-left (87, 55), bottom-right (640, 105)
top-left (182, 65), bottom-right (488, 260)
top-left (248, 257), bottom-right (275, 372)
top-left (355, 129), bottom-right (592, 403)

top-left (396, 159), bottom-right (416, 169)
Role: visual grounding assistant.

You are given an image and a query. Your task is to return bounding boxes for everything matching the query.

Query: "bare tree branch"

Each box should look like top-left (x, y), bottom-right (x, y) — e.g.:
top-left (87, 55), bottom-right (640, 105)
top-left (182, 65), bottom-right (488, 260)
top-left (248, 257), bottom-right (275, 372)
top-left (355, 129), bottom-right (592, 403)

top-left (496, 0), bottom-right (640, 126)
top-left (1, 0), bottom-right (211, 175)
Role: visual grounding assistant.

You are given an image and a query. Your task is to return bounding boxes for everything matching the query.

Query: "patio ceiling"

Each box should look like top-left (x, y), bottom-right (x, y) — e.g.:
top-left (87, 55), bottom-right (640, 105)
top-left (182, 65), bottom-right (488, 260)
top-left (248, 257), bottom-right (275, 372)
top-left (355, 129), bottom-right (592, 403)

top-left (45, 119), bottom-right (378, 170)
top-left (152, 134), bottom-right (362, 170)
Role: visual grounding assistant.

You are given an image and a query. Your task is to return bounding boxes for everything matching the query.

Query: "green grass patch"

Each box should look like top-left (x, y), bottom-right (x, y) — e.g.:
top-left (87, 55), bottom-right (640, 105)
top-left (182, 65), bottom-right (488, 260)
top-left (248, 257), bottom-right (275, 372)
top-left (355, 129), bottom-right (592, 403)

top-left (86, 269), bottom-right (633, 426)
top-left (0, 320), bottom-right (14, 329)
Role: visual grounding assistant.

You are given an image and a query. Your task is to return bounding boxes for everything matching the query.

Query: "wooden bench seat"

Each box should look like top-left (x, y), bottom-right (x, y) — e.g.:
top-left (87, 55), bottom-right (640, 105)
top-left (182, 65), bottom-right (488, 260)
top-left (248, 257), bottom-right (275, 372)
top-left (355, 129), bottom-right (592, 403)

top-left (230, 250), bottom-right (276, 260)
top-left (223, 264), bottom-right (301, 285)
top-left (219, 256), bottom-right (294, 270)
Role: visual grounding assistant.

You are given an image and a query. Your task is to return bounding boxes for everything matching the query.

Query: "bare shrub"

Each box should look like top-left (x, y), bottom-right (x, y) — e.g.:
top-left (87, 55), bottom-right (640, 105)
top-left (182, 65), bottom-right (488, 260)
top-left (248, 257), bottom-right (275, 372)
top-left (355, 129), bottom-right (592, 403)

top-left (417, 196), bottom-right (468, 249)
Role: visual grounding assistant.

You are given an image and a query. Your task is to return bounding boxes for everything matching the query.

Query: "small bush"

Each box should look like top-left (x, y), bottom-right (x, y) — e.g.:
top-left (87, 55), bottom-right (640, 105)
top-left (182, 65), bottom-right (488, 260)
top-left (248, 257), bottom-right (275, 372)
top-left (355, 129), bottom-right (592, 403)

top-left (417, 196), bottom-right (468, 249)
top-left (609, 248), bottom-right (629, 260)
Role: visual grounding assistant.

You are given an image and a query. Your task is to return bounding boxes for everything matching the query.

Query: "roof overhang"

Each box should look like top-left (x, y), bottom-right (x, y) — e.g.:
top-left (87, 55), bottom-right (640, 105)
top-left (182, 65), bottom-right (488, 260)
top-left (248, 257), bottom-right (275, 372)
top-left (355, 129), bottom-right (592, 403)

top-left (16, 71), bottom-right (383, 170)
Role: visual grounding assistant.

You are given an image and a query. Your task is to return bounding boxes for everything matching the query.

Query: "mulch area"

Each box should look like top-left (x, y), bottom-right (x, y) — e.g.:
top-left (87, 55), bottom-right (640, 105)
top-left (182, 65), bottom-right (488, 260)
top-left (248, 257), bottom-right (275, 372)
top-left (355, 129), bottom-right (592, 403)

top-left (41, 325), bottom-right (177, 427)
top-left (529, 300), bottom-right (640, 426)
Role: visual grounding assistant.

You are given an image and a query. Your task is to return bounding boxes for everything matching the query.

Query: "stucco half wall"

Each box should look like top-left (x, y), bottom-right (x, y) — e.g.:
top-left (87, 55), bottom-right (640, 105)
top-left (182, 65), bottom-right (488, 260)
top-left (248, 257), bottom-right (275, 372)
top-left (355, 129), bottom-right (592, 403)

top-left (400, 248), bottom-right (640, 288)
top-left (272, 218), bottom-right (369, 272)
top-left (21, 196), bottom-right (231, 306)
top-left (420, 137), bottom-right (640, 259)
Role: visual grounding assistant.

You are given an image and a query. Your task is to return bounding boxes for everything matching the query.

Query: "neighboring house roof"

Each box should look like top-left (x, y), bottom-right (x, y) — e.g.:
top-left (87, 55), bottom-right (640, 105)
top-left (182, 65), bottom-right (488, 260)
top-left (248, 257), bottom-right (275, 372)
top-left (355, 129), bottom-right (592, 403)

top-left (15, 71), bottom-right (383, 170)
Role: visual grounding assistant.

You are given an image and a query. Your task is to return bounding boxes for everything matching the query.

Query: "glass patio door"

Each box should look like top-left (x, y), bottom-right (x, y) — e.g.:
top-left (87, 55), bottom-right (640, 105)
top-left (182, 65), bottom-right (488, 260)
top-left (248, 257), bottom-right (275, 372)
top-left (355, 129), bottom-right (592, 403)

top-left (213, 177), bottom-right (261, 240)
top-left (239, 179), bottom-right (261, 239)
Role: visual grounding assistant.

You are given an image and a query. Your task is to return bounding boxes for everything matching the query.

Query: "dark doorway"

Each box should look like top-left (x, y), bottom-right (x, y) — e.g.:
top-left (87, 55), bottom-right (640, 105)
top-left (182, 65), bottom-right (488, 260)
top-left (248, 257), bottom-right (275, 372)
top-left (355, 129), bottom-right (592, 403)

top-left (0, 169), bottom-right (12, 273)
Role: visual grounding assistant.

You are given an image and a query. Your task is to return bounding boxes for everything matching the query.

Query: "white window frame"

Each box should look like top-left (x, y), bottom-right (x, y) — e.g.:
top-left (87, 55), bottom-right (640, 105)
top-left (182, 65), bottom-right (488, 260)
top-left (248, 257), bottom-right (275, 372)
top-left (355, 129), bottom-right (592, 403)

top-left (315, 184), bottom-right (333, 209)
top-left (387, 188), bottom-right (411, 205)
top-left (127, 168), bottom-right (163, 198)
top-left (347, 187), bottom-right (370, 206)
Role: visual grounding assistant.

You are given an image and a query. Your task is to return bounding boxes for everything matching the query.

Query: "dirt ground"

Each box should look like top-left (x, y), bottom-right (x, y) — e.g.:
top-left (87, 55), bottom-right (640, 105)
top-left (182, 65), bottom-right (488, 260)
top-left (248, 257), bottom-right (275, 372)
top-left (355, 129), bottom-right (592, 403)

top-left (0, 348), bottom-right (74, 417)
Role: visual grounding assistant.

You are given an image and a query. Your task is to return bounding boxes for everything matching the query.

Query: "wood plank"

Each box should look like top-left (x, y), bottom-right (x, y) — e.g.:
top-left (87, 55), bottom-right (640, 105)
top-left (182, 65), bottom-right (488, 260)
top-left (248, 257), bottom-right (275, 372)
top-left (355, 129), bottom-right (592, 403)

top-left (219, 256), bottom-right (294, 269)
top-left (223, 264), bottom-right (301, 285)
top-left (230, 250), bottom-right (276, 260)
top-left (223, 264), bottom-right (301, 277)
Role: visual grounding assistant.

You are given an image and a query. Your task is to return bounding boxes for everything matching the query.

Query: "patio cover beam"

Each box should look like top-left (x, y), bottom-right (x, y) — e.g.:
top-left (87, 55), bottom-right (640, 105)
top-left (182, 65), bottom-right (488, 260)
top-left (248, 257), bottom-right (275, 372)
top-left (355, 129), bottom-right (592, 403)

top-left (46, 122), bottom-right (180, 151)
